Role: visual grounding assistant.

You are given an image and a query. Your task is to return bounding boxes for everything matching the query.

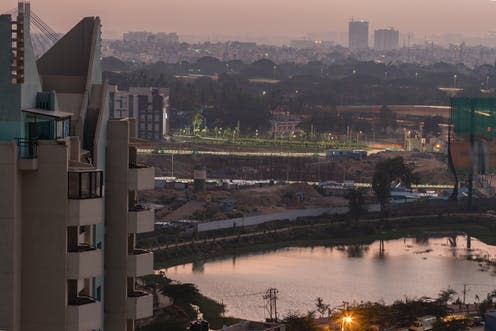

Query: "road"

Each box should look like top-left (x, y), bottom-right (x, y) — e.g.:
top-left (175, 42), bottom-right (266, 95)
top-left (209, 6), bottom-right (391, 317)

top-left (139, 148), bottom-right (327, 158)
top-left (155, 176), bottom-right (453, 190)
top-left (150, 212), bottom-right (492, 252)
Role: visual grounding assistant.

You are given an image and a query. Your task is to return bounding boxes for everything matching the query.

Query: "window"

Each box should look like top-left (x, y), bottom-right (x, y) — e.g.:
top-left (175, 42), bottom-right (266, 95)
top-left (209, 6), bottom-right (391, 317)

top-left (68, 170), bottom-right (103, 199)
top-left (96, 286), bottom-right (102, 301)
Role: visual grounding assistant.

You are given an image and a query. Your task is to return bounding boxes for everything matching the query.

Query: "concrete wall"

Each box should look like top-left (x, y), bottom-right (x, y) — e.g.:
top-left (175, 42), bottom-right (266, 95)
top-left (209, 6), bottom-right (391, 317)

top-left (0, 142), bottom-right (21, 331)
top-left (105, 120), bottom-right (130, 331)
top-left (197, 204), bottom-right (381, 232)
top-left (21, 139), bottom-right (69, 331)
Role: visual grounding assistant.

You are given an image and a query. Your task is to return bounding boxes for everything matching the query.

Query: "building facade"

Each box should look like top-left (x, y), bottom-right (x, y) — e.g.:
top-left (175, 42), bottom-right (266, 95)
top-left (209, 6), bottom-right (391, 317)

top-left (0, 3), bottom-right (155, 331)
top-left (348, 20), bottom-right (369, 50)
top-left (374, 28), bottom-right (400, 51)
top-left (109, 86), bottom-right (169, 141)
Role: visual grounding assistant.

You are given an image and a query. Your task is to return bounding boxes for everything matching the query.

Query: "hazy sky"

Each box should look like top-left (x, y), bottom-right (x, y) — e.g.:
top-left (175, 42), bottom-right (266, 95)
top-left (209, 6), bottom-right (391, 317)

top-left (2, 0), bottom-right (496, 39)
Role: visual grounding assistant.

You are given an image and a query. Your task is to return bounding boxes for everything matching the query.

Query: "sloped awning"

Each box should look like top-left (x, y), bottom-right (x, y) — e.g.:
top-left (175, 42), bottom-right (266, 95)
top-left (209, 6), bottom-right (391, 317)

top-left (22, 108), bottom-right (73, 119)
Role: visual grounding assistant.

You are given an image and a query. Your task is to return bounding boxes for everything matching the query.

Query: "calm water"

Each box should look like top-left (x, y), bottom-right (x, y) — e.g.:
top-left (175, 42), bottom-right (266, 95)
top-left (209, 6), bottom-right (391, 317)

top-left (162, 236), bottom-right (496, 321)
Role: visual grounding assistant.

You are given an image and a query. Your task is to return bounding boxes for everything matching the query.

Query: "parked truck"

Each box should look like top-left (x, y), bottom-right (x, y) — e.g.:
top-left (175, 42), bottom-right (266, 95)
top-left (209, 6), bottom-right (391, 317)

top-left (409, 316), bottom-right (436, 331)
top-left (486, 311), bottom-right (496, 331)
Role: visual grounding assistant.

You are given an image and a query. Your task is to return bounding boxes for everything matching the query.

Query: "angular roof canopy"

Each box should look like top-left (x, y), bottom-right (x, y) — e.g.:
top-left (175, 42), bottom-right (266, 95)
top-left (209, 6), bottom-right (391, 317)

top-left (37, 17), bottom-right (99, 77)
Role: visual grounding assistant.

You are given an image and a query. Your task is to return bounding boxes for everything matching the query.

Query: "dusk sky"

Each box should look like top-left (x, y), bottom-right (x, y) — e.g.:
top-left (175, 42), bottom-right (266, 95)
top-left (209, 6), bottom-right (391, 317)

top-left (2, 0), bottom-right (496, 39)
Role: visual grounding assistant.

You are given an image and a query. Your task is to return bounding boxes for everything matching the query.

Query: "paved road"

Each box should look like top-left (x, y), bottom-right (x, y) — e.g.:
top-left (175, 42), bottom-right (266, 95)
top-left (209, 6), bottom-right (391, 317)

top-left (150, 212), bottom-right (493, 252)
top-left (139, 148), bottom-right (326, 158)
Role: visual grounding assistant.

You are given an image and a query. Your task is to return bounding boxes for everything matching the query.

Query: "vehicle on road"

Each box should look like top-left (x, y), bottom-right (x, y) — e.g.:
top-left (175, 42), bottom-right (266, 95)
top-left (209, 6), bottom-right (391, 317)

top-left (409, 316), bottom-right (436, 331)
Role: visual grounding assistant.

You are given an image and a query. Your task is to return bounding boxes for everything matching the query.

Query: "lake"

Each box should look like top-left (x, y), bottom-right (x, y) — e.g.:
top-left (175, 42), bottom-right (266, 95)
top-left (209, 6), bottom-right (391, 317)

top-left (162, 236), bottom-right (496, 321)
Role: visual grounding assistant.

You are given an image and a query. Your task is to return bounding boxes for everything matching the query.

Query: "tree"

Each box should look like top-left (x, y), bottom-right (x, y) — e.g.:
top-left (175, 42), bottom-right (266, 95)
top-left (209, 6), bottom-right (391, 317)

top-left (372, 157), bottom-right (418, 212)
top-left (423, 116), bottom-right (443, 137)
top-left (347, 189), bottom-right (365, 221)
top-left (315, 297), bottom-right (330, 318)
top-left (378, 105), bottom-right (396, 134)
top-left (437, 288), bottom-right (457, 305)
top-left (283, 312), bottom-right (320, 331)
top-left (432, 318), bottom-right (470, 331)
top-left (191, 112), bottom-right (204, 135)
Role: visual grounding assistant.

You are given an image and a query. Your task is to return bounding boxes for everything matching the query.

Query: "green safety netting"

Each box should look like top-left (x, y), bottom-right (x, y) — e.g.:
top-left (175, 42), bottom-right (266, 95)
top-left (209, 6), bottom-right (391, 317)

top-left (451, 98), bottom-right (496, 139)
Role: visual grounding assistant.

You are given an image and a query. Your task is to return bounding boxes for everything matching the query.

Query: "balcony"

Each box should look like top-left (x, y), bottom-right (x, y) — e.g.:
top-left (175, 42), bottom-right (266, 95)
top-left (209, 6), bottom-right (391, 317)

top-left (67, 296), bottom-right (102, 331)
top-left (68, 170), bottom-right (103, 199)
top-left (68, 198), bottom-right (103, 226)
top-left (67, 245), bottom-right (102, 279)
top-left (127, 291), bottom-right (153, 320)
top-left (128, 164), bottom-right (154, 191)
top-left (128, 205), bottom-right (154, 234)
top-left (127, 249), bottom-right (153, 277)
top-left (16, 138), bottom-right (38, 171)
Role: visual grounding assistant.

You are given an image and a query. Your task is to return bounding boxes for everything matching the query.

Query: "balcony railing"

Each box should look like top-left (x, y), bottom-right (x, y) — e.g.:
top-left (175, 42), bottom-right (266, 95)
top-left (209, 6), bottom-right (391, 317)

top-left (128, 205), bottom-right (154, 234)
top-left (68, 170), bottom-right (103, 199)
top-left (128, 164), bottom-right (155, 191)
top-left (67, 246), bottom-right (102, 279)
top-left (68, 243), bottom-right (97, 253)
top-left (127, 290), bottom-right (153, 320)
top-left (67, 297), bottom-right (101, 331)
top-left (127, 249), bottom-right (153, 277)
top-left (129, 204), bottom-right (148, 212)
top-left (16, 138), bottom-right (37, 159)
top-left (68, 295), bottom-right (97, 306)
top-left (129, 248), bottom-right (149, 255)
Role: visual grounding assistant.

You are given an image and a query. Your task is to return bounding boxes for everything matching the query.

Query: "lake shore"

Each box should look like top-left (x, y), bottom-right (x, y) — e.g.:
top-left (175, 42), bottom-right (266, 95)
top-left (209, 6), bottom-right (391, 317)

top-left (153, 214), bottom-right (496, 269)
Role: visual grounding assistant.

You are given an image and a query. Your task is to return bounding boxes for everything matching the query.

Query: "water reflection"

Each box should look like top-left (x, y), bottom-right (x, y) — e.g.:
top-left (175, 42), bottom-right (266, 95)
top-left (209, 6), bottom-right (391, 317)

top-left (345, 244), bottom-right (370, 258)
top-left (192, 260), bottom-right (205, 273)
top-left (164, 236), bottom-right (496, 321)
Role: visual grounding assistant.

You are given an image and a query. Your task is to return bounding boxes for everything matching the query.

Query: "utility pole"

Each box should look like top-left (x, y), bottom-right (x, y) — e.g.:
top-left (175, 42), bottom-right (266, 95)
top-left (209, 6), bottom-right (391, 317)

top-left (263, 288), bottom-right (279, 321)
top-left (171, 153), bottom-right (174, 177)
top-left (463, 284), bottom-right (468, 305)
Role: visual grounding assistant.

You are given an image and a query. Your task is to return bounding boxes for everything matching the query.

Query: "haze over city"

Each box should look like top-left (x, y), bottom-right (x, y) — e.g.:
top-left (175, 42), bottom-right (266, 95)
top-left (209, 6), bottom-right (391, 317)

top-left (3, 0), bottom-right (496, 330)
top-left (3, 0), bottom-right (496, 40)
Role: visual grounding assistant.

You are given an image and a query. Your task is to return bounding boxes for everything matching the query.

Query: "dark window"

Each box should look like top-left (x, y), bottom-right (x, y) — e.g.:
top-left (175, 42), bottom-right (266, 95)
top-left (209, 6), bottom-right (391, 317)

top-left (68, 171), bottom-right (103, 199)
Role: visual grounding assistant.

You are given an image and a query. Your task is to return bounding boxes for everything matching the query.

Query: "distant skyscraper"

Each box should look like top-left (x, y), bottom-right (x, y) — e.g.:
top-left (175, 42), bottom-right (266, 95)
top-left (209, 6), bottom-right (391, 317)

top-left (348, 19), bottom-right (369, 50)
top-left (374, 28), bottom-right (400, 51)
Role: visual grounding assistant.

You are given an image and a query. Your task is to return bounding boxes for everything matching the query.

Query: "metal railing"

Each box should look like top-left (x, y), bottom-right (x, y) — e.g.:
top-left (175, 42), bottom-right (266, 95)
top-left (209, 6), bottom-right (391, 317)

top-left (16, 138), bottom-right (37, 159)
top-left (68, 170), bottom-right (103, 199)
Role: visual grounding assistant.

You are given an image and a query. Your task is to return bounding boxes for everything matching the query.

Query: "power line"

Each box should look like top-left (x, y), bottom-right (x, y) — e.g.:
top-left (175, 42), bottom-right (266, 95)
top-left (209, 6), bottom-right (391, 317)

top-left (263, 288), bottom-right (279, 322)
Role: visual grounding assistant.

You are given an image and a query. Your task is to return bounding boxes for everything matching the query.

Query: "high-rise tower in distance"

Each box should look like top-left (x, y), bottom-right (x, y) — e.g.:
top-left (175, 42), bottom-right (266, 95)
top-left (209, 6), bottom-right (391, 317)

top-left (348, 19), bottom-right (369, 50)
top-left (374, 28), bottom-right (400, 51)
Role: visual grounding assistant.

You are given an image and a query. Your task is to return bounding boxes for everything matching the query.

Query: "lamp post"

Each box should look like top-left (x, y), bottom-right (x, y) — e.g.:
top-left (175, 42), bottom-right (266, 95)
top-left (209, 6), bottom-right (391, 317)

top-left (341, 315), bottom-right (353, 331)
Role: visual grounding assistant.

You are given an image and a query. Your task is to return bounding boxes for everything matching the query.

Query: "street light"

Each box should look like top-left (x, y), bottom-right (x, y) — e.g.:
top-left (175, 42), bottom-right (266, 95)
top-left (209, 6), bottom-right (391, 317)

top-left (341, 315), bottom-right (353, 331)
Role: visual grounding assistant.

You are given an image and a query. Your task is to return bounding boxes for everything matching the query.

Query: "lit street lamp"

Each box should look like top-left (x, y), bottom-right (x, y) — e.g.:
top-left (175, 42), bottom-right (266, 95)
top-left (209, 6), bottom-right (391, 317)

top-left (341, 315), bottom-right (353, 331)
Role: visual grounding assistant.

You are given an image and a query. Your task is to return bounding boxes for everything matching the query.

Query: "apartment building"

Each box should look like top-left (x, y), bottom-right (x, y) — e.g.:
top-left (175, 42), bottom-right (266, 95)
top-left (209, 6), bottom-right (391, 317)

top-left (0, 3), bottom-right (155, 331)
top-left (374, 28), bottom-right (400, 51)
top-left (348, 19), bottom-right (369, 50)
top-left (109, 86), bottom-right (169, 141)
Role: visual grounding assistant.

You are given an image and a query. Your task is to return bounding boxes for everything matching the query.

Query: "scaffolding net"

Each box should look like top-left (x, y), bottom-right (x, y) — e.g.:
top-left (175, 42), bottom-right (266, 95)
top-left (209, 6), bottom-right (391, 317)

top-left (451, 98), bottom-right (496, 174)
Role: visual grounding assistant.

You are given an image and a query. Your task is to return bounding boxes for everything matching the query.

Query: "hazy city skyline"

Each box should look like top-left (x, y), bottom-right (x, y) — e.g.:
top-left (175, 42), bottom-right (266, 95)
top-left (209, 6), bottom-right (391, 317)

top-left (2, 0), bottom-right (496, 40)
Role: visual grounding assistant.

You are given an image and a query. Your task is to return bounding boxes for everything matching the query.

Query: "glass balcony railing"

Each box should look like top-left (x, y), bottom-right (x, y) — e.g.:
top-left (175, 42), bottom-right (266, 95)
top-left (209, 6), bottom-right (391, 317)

top-left (68, 170), bottom-right (103, 199)
top-left (16, 138), bottom-right (37, 159)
